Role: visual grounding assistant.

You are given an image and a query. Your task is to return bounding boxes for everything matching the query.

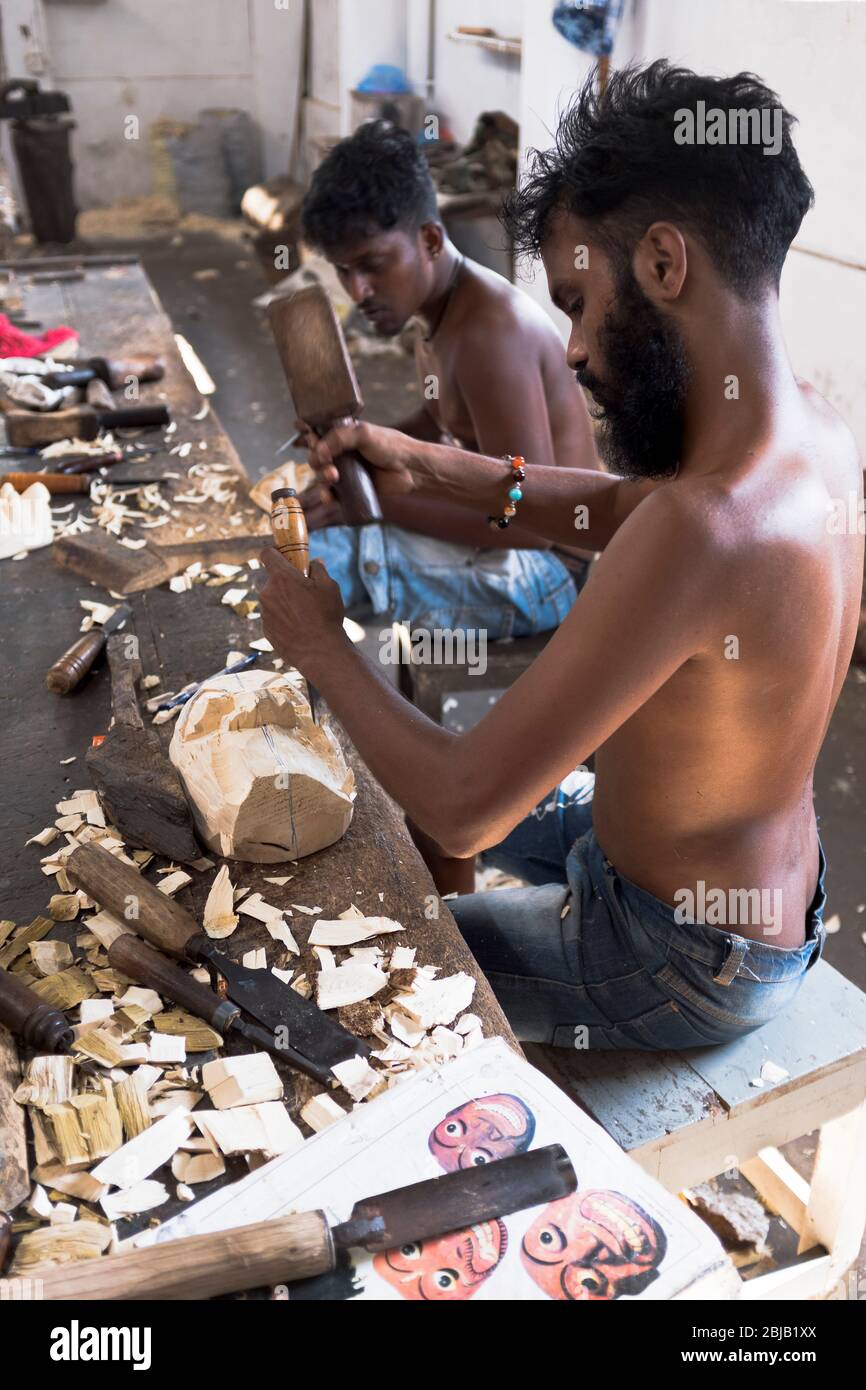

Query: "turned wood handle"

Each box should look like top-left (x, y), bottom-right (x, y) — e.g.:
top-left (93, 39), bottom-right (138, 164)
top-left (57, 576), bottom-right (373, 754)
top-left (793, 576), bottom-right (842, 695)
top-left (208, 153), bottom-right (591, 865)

top-left (67, 841), bottom-right (200, 957)
top-left (334, 451), bottom-right (382, 525)
top-left (107, 935), bottom-right (233, 1034)
top-left (7, 1209), bottom-right (334, 1301)
top-left (1, 471), bottom-right (88, 494)
top-left (270, 490), bottom-right (309, 574)
top-left (45, 629), bottom-right (106, 694)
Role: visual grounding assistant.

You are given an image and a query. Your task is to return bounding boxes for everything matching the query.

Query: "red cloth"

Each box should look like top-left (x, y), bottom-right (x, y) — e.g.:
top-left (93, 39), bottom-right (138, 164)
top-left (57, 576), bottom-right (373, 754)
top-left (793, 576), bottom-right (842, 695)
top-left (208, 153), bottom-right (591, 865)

top-left (0, 314), bottom-right (78, 358)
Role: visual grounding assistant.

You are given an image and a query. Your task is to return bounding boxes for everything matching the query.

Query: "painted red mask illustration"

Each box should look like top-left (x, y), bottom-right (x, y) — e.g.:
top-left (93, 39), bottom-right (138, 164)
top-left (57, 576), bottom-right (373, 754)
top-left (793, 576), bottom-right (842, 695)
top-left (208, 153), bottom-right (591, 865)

top-left (428, 1093), bottom-right (535, 1172)
top-left (521, 1191), bottom-right (667, 1300)
top-left (373, 1220), bottom-right (507, 1300)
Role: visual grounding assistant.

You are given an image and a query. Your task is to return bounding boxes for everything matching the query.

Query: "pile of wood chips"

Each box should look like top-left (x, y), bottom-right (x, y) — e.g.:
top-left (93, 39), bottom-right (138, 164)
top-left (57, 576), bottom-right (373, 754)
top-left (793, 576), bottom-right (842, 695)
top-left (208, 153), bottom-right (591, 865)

top-left (8, 785), bottom-right (483, 1275)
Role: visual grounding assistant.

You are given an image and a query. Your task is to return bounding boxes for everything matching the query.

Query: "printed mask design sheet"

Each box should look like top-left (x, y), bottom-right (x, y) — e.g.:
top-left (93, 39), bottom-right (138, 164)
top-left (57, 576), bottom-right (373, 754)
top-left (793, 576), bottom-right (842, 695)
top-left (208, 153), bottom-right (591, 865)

top-left (152, 1038), bottom-right (737, 1301)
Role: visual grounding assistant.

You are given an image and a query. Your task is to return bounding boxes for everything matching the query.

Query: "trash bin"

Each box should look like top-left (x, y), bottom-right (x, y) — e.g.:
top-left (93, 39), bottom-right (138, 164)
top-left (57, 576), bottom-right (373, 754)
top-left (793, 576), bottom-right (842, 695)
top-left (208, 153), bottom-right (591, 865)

top-left (11, 115), bottom-right (78, 244)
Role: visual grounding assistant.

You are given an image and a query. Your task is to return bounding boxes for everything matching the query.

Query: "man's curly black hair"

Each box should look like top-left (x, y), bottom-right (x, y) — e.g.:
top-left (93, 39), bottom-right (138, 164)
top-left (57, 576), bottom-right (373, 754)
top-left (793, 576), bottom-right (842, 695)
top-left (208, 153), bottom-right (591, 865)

top-left (302, 120), bottom-right (439, 251)
top-left (503, 61), bottom-right (814, 295)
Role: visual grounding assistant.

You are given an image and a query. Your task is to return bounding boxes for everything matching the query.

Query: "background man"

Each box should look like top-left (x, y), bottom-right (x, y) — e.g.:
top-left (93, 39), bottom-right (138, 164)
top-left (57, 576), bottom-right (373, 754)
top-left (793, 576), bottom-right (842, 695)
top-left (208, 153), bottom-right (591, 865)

top-left (299, 120), bottom-right (598, 639)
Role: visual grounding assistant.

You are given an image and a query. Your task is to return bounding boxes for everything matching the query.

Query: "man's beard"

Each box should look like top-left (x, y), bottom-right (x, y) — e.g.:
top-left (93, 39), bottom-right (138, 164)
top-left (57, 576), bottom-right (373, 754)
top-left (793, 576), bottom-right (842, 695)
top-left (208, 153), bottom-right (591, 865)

top-left (577, 266), bottom-right (691, 480)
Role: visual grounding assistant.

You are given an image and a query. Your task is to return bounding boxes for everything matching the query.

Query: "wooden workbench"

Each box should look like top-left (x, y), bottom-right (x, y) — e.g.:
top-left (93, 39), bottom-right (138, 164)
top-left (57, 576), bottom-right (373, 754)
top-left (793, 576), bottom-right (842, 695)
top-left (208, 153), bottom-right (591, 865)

top-left (0, 255), bottom-right (518, 1243)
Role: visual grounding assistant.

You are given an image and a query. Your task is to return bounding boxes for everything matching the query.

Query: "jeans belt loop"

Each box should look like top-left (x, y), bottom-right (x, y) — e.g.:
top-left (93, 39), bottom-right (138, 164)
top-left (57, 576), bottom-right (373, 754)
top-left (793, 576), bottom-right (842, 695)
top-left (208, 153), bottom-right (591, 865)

top-left (713, 935), bottom-right (749, 986)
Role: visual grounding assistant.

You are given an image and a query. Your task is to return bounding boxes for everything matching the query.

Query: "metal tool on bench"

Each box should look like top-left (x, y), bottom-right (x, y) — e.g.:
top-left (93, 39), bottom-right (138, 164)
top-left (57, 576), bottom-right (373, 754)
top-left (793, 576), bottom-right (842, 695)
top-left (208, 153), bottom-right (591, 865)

top-left (66, 841), bottom-right (371, 1082)
top-left (268, 286), bottom-right (382, 525)
top-left (12, 1143), bottom-right (577, 1301)
top-left (42, 355), bottom-right (166, 391)
top-left (85, 633), bottom-right (200, 863)
top-left (46, 601), bottom-right (132, 695)
top-left (153, 652), bottom-right (259, 714)
top-left (5, 402), bottom-right (171, 448)
top-left (104, 933), bottom-right (325, 1081)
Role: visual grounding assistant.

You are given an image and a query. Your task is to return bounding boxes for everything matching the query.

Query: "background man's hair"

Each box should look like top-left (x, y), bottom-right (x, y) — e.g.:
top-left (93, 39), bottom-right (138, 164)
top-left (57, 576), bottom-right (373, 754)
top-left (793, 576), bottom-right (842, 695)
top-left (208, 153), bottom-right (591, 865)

top-left (503, 60), bottom-right (815, 295)
top-left (302, 120), bottom-right (439, 251)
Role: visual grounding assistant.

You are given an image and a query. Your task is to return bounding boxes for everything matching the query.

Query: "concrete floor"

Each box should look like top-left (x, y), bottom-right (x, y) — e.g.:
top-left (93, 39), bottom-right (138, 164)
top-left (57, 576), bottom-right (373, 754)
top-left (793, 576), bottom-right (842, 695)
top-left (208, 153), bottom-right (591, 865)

top-left (51, 223), bottom-right (863, 1291)
top-left (103, 224), bottom-right (865, 991)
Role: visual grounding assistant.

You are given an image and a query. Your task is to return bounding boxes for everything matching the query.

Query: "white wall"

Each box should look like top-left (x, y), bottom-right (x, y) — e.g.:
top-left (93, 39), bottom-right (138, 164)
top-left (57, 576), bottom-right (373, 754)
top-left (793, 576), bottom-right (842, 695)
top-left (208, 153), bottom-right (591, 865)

top-left (516, 0), bottom-right (866, 453)
top-left (431, 0), bottom-right (524, 143)
top-left (0, 0), bottom-right (304, 208)
top-left (629, 0), bottom-right (866, 458)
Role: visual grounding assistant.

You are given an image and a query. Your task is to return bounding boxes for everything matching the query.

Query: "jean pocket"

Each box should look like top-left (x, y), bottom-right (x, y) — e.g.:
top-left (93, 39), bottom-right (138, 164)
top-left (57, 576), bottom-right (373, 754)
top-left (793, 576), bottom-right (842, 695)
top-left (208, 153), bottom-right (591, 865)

top-left (656, 960), bottom-right (803, 1033)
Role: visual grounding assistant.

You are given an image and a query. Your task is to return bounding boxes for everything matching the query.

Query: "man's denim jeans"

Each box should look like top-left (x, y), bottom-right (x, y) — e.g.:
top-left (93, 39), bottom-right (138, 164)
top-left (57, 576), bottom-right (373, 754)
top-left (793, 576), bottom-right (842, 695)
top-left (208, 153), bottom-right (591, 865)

top-left (310, 522), bottom-right (578, 637)
top-left (452, 770), bottom-right (827, 1050)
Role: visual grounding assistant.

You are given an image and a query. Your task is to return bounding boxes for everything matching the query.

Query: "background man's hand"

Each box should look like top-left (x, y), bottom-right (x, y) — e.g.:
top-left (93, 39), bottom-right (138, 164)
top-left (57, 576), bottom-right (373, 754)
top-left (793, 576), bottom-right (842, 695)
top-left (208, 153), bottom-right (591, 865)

top-left (309, 421), bottom-right (417, 496)
top-left (300, 484), bottom-right (345, 532)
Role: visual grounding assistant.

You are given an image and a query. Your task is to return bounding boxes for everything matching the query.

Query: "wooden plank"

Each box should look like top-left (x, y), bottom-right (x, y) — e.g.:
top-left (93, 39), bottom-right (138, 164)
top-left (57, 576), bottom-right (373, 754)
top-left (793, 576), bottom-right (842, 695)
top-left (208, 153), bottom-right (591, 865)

top-left (682, 962), bottom-right (866, 1112)
top-left (523, 1043), bottom-right (720, 1150)
top-left (634, 1056), bottom-right (866, 1192)
top-left (740, 1147), bottom-right (810, 1240)
top-left (797, 1100), bottom-right (866, 1273)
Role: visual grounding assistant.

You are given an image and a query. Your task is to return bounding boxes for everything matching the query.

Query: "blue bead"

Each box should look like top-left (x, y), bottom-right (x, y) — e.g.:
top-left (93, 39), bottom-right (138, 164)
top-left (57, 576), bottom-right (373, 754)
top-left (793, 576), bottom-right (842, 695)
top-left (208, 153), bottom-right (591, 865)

top-left (508, 486), bottom-right (522, 502)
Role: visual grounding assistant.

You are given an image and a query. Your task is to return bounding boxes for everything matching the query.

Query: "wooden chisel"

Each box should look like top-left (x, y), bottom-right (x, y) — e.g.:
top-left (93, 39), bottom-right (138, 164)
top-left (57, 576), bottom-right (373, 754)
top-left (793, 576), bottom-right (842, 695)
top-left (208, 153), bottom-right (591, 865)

top-left (45, 602), bottom-right (132, 695)
top-left (66, 841), bottom-right (371, 1077)
top-left (9, 1144), bottom-right (576, 1300)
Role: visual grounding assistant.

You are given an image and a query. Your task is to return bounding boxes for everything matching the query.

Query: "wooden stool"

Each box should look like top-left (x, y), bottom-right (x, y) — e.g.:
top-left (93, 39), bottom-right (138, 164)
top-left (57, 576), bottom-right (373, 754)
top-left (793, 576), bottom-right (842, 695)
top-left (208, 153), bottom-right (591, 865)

top-left (526, 960), bottom-right (866, 1299)
top-left (397, 629), bottom-right (553, 722)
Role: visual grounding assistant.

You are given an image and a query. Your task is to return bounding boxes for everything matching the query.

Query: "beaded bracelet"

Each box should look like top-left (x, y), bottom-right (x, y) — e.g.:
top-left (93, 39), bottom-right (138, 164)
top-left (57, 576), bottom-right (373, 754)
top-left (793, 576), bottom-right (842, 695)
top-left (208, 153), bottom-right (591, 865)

top-left (487, 454), bottom-right (526, 530)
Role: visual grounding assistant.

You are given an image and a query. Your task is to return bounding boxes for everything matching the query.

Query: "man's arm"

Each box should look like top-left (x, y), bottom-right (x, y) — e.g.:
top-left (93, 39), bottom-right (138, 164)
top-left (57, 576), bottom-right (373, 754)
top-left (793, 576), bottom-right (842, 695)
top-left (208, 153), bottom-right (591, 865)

top-left (378, 328), bottom-right (594, 550)
top-left (312, 421), bottom-right (660, 551)
top-left (259, 489), bottom-right (717, 856)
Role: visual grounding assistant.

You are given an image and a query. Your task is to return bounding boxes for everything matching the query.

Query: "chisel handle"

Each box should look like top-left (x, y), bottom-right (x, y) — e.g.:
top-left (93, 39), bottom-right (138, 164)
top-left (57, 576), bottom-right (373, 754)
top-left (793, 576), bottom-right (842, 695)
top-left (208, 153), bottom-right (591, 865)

top-left (2, 1210), bottom-right (335, 1301)
top-left (45, 628), bottom-right (107, 694)
top-left (0, 967), bottom-right (73, 1052)
top-left (1, 471), bottom-right (89, 494)
top-left (107, 935), bottom-right (236, 1035)
top-left (270, 488), bottom-right (309, 573)
top-left (67, 841), bottom-right (200, 958)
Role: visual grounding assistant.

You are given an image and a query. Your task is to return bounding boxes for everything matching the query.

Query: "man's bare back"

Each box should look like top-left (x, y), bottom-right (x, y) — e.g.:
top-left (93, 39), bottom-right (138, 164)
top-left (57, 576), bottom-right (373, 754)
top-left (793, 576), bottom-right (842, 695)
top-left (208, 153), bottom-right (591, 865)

top-left (592, 383), bottom-right (862, 946)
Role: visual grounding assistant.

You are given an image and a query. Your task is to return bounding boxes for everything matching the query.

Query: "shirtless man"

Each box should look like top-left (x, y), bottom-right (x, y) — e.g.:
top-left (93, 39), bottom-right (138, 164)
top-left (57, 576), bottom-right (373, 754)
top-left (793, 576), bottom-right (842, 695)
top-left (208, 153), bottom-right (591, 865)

top-left (298, 120), bottom-right (597, 638)
top-left (261, 64), bottom-right (862, 1050)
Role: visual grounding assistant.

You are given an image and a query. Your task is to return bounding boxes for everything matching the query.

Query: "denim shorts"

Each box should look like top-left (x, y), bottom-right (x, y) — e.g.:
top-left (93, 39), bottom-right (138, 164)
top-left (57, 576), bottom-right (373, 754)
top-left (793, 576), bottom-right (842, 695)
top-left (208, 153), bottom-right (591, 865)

top-left (310, 522), bottom-right (579, 639)
top-left (451, 770), bottom-right (827, 1050)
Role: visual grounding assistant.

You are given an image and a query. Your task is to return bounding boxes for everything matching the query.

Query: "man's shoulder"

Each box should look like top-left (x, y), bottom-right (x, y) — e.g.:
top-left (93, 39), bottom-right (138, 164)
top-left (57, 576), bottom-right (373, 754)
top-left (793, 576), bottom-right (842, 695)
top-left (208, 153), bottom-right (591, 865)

top-left (456, 261), bottom-right (559, 349)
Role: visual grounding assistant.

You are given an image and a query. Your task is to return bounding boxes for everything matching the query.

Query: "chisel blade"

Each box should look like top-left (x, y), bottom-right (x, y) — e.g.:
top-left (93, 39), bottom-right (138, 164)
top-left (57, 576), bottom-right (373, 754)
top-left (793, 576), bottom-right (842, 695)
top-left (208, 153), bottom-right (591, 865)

top-left (198, 942), bottom-right (371, 1069)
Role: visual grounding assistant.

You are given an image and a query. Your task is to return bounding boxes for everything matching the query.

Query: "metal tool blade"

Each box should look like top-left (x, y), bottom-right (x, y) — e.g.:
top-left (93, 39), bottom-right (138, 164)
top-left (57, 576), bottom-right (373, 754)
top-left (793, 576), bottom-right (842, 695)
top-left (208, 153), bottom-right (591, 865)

top-left (198, 942), bottom-right (371, 1069)
top-left (99, 603), bottom-right (133, 639)
top-left (333, 1144), bottom-right (577, 1253)
top-left (232, 1016), bottom-right (333, 1087)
